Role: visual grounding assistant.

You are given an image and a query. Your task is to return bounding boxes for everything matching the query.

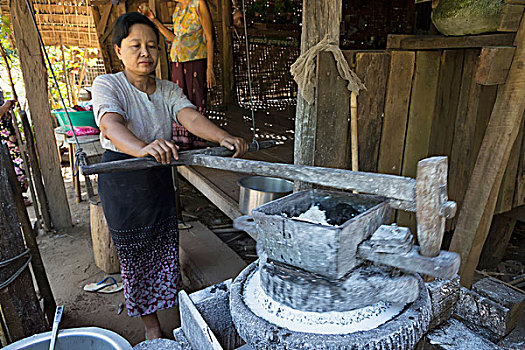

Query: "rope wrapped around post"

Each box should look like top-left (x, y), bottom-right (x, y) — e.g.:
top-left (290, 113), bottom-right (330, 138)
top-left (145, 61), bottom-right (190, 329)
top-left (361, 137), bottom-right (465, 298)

top-left (290, 35), bottom-right (366, 105)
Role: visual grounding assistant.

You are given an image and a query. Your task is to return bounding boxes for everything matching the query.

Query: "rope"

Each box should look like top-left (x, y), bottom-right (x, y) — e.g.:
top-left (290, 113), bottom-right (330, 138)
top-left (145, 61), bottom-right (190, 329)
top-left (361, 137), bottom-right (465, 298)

top-left (0, 249), bottom-right (32, 290)
top-left (290, 35), bottom-right (366, 105)
top-left (240, 0), bottom-right (258, 146)
top-left (24, 0), bottom-right (87, 168)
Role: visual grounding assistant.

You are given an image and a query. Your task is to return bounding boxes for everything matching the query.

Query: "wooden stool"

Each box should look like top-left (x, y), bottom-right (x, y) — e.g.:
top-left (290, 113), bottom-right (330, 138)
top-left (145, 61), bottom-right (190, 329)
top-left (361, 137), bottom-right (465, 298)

top-left (89, 195), bottom-right (120, 274)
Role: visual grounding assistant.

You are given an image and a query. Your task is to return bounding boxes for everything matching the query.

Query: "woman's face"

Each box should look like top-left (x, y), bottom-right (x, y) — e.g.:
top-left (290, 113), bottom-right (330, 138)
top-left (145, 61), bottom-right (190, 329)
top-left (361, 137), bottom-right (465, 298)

top-left (114, 23), bottom-right (158, 76)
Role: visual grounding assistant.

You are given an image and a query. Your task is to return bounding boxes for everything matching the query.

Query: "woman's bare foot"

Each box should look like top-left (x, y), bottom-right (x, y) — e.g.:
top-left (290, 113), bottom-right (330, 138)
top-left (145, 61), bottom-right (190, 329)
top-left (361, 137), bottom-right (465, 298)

top-left (141, 312), bottom-right (162, 340)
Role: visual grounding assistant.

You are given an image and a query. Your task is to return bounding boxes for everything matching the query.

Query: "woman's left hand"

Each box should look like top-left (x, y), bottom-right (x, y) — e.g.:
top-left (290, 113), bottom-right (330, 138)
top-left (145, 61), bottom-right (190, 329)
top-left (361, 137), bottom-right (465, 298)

top-left (6, 100), bottom-right (17, 109)
top-left (207, 68), bottom-right (216, 89)
top-left (219, 136), bottom-right (248, 158)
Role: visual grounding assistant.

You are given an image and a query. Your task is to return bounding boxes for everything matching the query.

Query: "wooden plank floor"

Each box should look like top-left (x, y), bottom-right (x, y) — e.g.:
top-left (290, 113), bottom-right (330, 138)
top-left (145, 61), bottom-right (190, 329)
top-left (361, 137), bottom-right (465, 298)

top-left (179, 105), bottom-right (294, 222)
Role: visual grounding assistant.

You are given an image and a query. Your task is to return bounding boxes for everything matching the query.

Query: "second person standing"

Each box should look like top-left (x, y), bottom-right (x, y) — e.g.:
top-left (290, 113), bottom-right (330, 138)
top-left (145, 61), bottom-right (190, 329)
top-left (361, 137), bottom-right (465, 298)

top-left (141, 0), bottom-right (215, 149)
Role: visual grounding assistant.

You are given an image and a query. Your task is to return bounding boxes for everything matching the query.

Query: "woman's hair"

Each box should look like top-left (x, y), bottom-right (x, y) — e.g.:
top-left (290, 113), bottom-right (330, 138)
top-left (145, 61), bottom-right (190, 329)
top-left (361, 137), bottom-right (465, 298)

top-left (112, 12), bottom-right (159, 47)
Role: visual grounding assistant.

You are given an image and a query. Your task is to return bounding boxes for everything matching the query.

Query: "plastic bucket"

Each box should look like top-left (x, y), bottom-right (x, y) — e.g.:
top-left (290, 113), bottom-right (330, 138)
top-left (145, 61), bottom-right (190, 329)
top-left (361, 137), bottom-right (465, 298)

top-left (52, 110), bottom-right (97, 130)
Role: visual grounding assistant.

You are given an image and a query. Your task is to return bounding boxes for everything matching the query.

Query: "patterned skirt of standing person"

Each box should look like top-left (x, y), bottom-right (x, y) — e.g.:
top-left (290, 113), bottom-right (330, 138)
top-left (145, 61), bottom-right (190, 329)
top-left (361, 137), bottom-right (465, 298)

top-left (98, 150), bottom-right (182, 317)
top-left (171, 58), bottom-right (208, 150)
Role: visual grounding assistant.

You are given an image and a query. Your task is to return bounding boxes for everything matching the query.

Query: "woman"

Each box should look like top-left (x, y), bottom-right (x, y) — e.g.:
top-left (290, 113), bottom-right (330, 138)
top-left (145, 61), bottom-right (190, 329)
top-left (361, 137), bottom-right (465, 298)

top-left (91, 12), bottom-right (247, 340)
top-left (0, 92), bottom-right (29, 202)
top-left (140, 0), bottom-right (215, 149)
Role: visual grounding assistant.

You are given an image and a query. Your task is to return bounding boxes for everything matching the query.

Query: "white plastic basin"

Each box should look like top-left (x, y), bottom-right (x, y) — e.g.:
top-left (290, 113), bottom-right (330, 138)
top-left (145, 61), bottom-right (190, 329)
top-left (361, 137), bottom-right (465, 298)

top-left (3, 327), bottom-right (132, 350)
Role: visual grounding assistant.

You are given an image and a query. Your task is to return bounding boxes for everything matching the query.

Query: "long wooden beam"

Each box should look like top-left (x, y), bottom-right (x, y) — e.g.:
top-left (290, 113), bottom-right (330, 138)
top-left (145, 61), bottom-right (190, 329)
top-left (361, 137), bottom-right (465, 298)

top-left (81, 140), bottom-right (276, 175)
top-left (186, 155), bottom-right (417, 206)
top-left (449, 16), bottom-right (525, 287)
top-left (387, 33), bottom-right (516, 50)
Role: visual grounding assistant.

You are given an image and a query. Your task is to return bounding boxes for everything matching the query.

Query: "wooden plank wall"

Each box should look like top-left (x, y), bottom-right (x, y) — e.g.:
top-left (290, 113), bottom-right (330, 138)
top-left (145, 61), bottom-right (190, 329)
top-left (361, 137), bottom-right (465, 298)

top-left (345, 46), bottom-right (523, 236)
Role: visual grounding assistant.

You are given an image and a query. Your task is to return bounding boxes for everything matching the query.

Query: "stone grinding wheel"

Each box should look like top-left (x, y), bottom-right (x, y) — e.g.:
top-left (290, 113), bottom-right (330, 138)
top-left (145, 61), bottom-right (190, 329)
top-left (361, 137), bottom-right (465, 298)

top-left (230, 262), bottom-right (432, 350)
top-left (259, 259), bottom-right (420, 312)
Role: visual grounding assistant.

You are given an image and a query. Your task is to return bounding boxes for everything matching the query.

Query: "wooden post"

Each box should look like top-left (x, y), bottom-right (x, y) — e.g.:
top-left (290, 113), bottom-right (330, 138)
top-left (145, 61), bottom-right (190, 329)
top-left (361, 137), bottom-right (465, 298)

top-left (478, 214), bottom-right (517, 269)
top-left (19, 111), bottom-right (52, 231)
top-left (221, 0), bottom-right (234, 105)
top-left (315, 51), bottom-right (351, 169)
top-left (449, 16), bottom-right (525, 287)
top-left (294, 0), bottom-right (343, 190)
top-left (3, 141), bottom-right (56, 324)
top-left (10, 0), bottom-right (72, 229)
top-left (149, 0), bottom-right (170, 80)
top-left (90, 196), bottom-right (120, 274)
top-left (0, 144), bottom-right (48, 341)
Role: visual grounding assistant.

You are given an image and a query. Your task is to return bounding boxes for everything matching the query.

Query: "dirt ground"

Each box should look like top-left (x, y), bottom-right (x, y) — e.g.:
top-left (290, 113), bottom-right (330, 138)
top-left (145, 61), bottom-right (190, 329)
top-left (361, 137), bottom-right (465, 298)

top-left (27, 166), bottom-right (255, 346)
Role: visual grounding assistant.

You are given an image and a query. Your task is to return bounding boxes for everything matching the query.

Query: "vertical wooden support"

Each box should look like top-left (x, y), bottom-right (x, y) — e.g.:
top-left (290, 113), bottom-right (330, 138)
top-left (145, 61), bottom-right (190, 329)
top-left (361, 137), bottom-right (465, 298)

top-left (355, 52), bottom-right (390, 173)
top-left (450, 17), bottom-right (525, 287)
top-left (416, 157), bottom-right (447, 257)
top-left (221, 0), bottom-right (234, 105)
top-left (397, 51), bottom-right (441, 233)
top-left (377, 51), bottom-right (415, 175)
top-left (2, 143), bottom-right (56, 324)
top-left (294, 0), bottom-right (343, 190)
top-left (447, 50), bottom-right (481, 225)
top-left (149, 0), bottom-right (170, 80)
top-left (10, 0), bottom-right (72, 229)
top-left (314, 51), bottom-right (351, 169)
top-left (19, 111), bottom-right (52, 231)
top-left (478, 214), bottom-right (517, 269)
top-left (0, 144), bottom-right (48, 341)
top-left (90, 197), bottom-right (120, 274)
top-left (428, 50), bottom-right (464, 158)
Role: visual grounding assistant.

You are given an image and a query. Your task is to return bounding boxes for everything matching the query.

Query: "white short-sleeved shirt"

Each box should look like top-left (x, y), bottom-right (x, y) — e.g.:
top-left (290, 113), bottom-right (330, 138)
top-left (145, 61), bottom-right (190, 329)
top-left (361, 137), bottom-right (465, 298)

top-left (92, 72), bottom-right (195, 152)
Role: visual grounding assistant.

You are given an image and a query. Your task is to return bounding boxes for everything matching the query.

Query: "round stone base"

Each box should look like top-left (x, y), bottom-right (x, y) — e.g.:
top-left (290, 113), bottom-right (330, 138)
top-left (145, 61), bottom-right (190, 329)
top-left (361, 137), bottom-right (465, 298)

top-left (230, 262), bottom-right (432, 350)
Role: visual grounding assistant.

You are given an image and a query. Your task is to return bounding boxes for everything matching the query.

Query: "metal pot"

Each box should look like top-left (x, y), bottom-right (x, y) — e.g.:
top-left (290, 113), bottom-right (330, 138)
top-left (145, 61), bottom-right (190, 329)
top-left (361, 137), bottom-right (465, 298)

top-left (238, 176), bottom-right (293, 215)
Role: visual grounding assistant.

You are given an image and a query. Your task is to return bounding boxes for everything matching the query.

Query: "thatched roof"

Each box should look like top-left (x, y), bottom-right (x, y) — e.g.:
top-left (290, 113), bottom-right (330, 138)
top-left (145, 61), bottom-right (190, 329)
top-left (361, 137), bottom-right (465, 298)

top-left (0, 0), bottom-right (99, 48)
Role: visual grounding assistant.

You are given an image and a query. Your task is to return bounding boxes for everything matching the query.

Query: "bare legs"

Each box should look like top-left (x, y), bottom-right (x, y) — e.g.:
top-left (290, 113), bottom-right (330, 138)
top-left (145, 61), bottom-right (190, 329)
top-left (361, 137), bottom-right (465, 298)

top-left (141, 312), bottom-right (162, 340)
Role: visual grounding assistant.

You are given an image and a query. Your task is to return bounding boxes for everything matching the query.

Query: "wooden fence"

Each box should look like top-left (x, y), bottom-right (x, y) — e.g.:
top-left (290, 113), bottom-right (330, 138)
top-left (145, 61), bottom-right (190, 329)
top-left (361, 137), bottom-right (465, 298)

top-left (338, 35), bottom-right (523, 231)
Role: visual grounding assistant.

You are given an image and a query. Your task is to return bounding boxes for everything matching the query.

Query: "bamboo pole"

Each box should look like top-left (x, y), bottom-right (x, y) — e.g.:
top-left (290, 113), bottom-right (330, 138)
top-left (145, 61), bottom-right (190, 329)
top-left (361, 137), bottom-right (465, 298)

top-left (75, 48), bottom-right (88, 100)
top-left (59, 37), bottom-right (72, 106)
top-left (350, 92), bottom-right (359, 172)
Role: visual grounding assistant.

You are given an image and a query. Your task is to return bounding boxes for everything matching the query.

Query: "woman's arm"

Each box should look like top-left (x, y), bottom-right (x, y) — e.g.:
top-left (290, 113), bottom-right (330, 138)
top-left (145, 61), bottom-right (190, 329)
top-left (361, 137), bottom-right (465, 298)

top-left (177, 107), bottom-right (248, 157)
top-left (0, 100), bottom-right (15, 117)
top-left (139, 6), bottom-right (176, 42)
top-left (99, 113), bottom-right (179, 164)
top-left (198, 0), bottom-right (216, 88)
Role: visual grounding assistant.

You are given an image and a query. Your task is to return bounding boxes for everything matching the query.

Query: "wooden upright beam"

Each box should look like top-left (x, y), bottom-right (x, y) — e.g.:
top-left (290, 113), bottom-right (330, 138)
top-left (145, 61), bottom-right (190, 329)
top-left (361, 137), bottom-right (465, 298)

top-left (294, 0), bottom-right (343, 190)
top-left (221, 0), bottom-right (234, 105)
top-left (0, 144), bottom-right (47, 341)
top-left (149, 0), bottom-right (170, 80)
top-left (450, 16), bottom-right (525, 287)
top-left (10, 0), bottom-right (72, 229)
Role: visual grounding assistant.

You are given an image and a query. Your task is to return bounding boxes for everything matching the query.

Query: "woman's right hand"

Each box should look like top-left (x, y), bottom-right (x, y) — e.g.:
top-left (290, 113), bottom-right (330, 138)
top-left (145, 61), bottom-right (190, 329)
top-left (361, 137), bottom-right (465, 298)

top-left (139, 139), bottom-right (179, 165)
top-left (138, 5), bottom-right (155, 21)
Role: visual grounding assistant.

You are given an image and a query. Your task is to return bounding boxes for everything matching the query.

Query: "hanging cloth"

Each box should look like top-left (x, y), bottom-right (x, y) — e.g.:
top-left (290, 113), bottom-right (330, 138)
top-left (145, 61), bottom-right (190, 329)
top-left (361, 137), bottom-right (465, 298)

top-left (290, 35), bottom-right (366, 105)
